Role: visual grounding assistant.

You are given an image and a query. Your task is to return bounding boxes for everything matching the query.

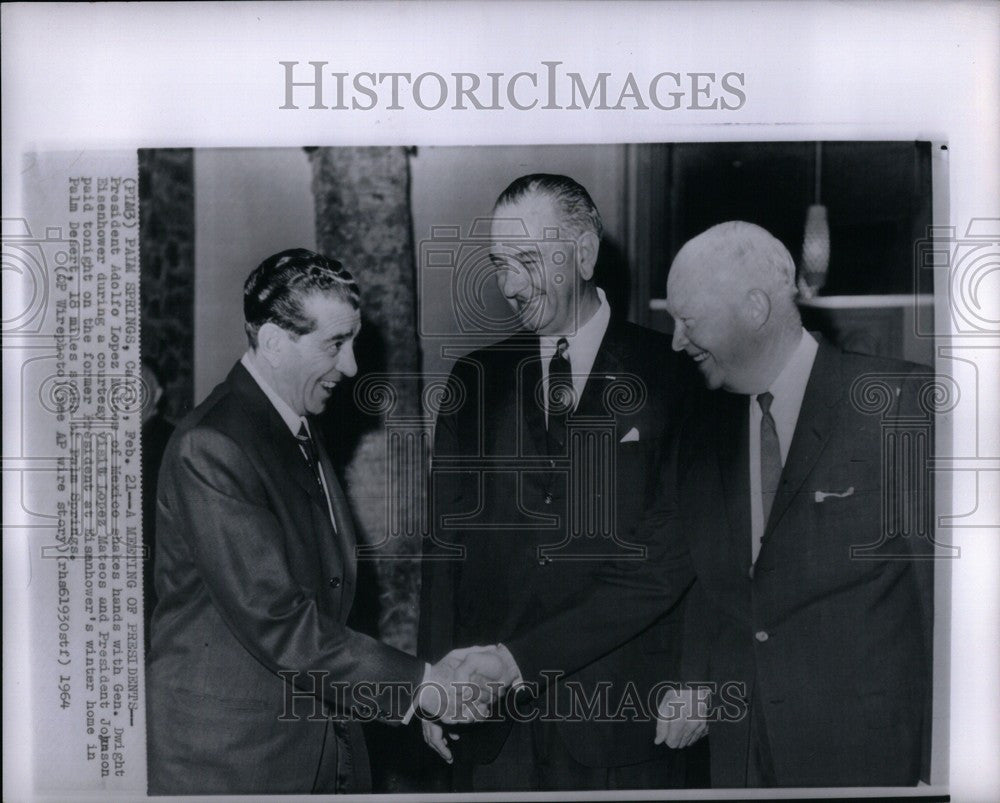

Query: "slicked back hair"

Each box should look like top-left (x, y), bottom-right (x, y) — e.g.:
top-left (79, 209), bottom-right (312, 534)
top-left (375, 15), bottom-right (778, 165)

top-left (494, 173), bottom-right (604, 241)
top-left (243, 248), bottom-right (360, 349)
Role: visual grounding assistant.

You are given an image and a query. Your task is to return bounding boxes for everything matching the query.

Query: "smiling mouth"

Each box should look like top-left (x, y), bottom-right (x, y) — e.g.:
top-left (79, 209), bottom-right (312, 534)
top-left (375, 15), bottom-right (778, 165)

top-left (690, 350), bottom-right (710, 364)
top-left (320, 380), bottom-right (338, 392)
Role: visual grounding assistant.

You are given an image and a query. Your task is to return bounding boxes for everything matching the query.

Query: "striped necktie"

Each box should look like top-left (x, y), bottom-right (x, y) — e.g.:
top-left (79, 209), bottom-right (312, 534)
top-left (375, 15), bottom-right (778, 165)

top-left (297, 422), bottom-right (323, 489)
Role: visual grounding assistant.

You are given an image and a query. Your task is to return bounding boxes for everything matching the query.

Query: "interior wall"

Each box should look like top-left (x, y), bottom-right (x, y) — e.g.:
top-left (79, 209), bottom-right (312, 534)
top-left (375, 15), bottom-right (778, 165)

top-left (192, 147), bottom-right (316, 402)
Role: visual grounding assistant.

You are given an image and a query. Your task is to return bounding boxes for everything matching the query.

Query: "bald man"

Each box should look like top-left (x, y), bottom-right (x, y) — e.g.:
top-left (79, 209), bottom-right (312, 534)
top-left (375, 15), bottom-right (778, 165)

top-left (474, 221), bottom-right (935, 787)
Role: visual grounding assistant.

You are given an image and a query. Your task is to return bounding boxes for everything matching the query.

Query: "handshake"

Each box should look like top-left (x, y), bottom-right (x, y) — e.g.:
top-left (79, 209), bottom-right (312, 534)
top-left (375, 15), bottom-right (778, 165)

top-left (416, 644), bottom-right (522, 724)
top-left (414, 646), bottom-right (710, 763)
top-left (415, 644), bottom-right (522, 764)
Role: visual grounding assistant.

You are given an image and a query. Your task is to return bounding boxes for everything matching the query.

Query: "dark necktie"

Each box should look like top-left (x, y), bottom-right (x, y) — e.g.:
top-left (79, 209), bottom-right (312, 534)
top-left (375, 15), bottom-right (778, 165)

top-left (297, 421), bottom-right (324, 489)
top-left (547, 338), bottom-right (573, 454)
top-left (757, 392), bottom-right (782, 554)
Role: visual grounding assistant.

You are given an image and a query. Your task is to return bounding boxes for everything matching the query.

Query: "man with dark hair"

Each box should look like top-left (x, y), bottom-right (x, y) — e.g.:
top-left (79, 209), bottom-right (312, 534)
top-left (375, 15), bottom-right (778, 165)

top-left (461, 221), bottom-right (935, 788)
top-left (418, 175), bottom-right (702, 790)
top-left (146, 248), bottom-right (482, 795)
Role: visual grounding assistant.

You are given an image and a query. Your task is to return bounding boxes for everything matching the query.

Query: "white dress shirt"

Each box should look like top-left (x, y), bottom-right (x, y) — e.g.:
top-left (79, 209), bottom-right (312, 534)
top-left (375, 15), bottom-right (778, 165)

top-left (240, 351), bottom-right (338, 533)
top-left (748, 329), bottom-right (818, 565)
top-left (539, 286), bottom-right (612, 423)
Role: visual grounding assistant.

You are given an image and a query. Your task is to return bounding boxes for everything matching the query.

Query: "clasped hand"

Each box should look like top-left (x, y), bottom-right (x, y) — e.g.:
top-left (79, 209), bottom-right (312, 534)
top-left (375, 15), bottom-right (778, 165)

top-left (418, 645), bottom-right (520, 763)
top-left (654, 686), bottom-right (709, 749)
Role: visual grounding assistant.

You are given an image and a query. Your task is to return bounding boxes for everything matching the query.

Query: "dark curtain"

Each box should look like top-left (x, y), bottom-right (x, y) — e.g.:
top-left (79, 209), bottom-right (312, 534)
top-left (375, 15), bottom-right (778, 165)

top-left (138, 148), bottom-right (195, 421)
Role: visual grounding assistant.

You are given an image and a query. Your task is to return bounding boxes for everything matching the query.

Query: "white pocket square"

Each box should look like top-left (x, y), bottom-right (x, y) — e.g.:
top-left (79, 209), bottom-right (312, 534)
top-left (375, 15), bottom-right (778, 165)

top-left (814, 486), bottom-right (855, 503)
top-left (620, 427), bottom-right (640, 443)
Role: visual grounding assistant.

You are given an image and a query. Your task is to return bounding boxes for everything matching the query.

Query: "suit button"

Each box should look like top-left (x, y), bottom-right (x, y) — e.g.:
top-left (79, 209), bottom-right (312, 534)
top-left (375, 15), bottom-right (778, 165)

top-left (328, 577), bottom-right (342, 589)
top-left (543, 492), bottom-right (553, 505)
top-left (755, 630), bottom-right (769, 643)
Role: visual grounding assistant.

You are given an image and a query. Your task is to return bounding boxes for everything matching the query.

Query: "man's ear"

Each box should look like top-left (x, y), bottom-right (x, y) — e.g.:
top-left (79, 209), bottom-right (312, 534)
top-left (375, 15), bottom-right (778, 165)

top-left (257, 322), bottom-right (286, 367)
top-left (576, 230), bottom-right (600, 281)
top-left (746, 288), bottom-right (772, 329)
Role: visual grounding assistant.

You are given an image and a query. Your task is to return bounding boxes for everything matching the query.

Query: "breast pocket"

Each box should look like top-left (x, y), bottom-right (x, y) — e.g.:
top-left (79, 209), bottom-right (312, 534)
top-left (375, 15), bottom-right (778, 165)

top-left (616, 436), bottom-right (661, 478)
top-left (808, 458), bottom-right (880, 527)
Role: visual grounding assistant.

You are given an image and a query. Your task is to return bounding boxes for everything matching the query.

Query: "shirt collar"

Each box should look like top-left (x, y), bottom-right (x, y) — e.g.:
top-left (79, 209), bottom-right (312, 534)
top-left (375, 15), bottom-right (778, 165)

top-left (539, 286), bottom-right (611, 361)
top-left (240, 351), bottom-right (309, 437)
top-left (759, 328), bottom-right (818, 405)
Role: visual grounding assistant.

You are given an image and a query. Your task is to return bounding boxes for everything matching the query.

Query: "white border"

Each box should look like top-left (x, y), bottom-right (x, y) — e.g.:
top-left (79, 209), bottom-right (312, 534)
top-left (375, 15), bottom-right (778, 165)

top-left (4, 2), bottom-right (998, 800)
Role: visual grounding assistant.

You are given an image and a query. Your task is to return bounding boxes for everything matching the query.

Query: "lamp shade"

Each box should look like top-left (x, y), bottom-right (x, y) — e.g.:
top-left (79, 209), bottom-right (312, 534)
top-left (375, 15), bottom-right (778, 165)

top-left (799, 203), bottom-right (830, 299)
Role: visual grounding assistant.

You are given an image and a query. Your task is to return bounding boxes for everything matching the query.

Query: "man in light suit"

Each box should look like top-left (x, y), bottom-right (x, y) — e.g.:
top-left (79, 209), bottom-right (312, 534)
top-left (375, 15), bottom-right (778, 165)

top-left (146, 249), bottom-right (486, 795)
top-left (464, 221), bottom-right (935, 787)
top-left (418, 175), bottom-right (703, 791)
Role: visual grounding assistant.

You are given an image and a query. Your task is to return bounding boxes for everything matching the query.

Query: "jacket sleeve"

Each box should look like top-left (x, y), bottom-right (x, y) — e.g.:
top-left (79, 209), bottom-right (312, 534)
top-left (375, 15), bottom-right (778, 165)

top-left (506, 428), bottom-right (697, 689)
top-left (678, 579), bottom-right (719, 683)
top-left (166, 425), bottom-right (424, 719)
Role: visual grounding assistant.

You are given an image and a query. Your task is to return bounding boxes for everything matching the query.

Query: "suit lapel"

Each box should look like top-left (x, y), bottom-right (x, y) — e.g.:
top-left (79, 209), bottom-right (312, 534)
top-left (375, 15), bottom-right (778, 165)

top-left (764, 342), bottom-right (845, 538)
top-left (573, 321), bottom-right (626, 424)
top-left (228, 363), bottom-right (324, 504)
top-left (312, 432), bottom-right (357, 617)
top-left (517, 337), bottom-right (549, 458)
top-left (228, 363), bottom-right (353, 614)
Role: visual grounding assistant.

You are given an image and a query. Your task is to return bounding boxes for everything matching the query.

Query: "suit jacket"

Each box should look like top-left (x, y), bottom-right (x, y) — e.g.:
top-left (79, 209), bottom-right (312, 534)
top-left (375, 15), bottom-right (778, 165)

top-left (419, 319), bottom-right (698, 770)
top-left (146, 362), bottom-right (423, 795)
top-left (508, 342), bottom-right (935, 787)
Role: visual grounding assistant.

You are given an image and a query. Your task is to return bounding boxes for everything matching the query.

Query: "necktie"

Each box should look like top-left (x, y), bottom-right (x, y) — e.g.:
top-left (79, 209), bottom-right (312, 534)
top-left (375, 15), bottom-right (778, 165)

top-left (547, 338), bottom-right (573, 453)
top-left (297, 421), bottom-right (339, 534)
top-left (756, 391), bottom-right (782, 563)
top-left (297, 422), bottom-right (324, 489)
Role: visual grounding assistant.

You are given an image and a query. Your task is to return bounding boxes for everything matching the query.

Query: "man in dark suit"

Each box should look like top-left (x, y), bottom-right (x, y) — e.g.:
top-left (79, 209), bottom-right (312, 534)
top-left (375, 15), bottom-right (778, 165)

top-left (462, 221), bottom-right (935, 787)
top-left (146, 249), bottom-right (484, 795)
top-left (418, 175), bottom-right (702, 791)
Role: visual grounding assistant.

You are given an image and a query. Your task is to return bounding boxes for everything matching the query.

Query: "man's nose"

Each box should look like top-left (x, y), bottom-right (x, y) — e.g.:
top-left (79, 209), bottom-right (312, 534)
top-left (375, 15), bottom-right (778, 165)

top-left (336, 342), bottom-right (358, 378)
top-left (497, 265), bottom-right (529, 297)
top-left (671, 321), bottom-right (688, 352)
